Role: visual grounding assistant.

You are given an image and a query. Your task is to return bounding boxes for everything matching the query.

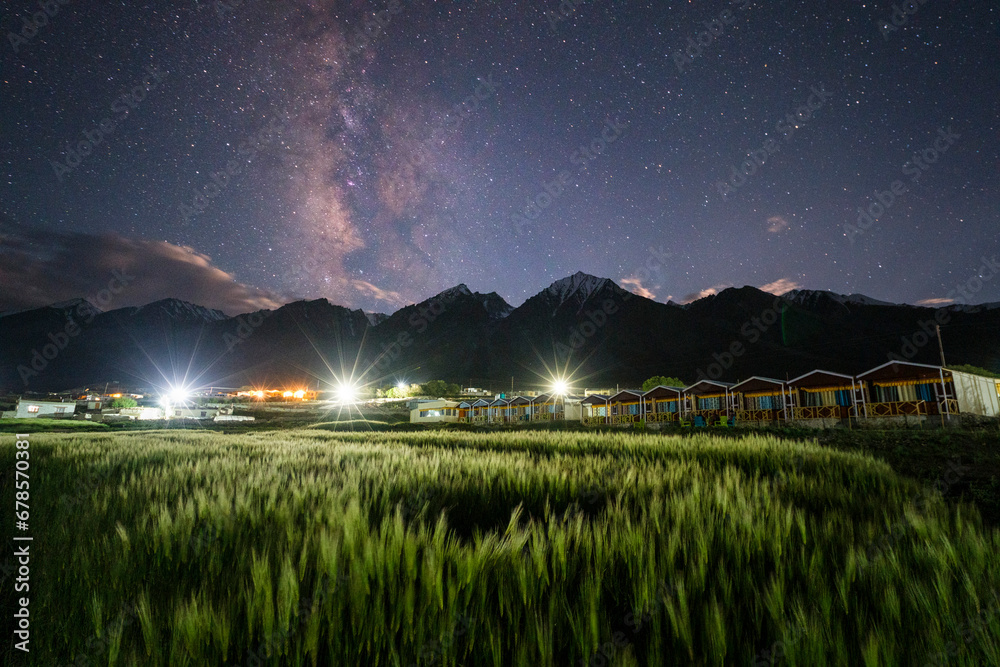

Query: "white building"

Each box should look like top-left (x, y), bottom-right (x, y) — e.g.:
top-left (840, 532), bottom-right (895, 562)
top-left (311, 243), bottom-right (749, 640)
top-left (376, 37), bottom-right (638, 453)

top-left (13, 399), bottom-right (75, 419)
top-left (410, 399), bottom-right (466, 424)
top-left (119, 406), bottom-right (166, 420)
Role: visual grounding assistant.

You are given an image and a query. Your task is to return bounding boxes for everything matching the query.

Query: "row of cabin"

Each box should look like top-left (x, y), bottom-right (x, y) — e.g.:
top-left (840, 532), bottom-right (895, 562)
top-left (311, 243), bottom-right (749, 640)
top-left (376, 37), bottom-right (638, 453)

top-left (410, 392), bottom-right (583, 424)
top-left (410, 361), bottom-right (1000, 426)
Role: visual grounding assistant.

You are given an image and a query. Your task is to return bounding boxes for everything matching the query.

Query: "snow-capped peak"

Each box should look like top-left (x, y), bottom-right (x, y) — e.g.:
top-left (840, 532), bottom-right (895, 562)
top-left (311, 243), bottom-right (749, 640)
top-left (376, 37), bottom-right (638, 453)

top-left (133, 298), bottom-right (229, 322)
top-left (784, 289), bottom-right (897, 308)
top-left (544, 272), bottom-right (611, 306)
top-left (436, 284), bottom-right (473, 300)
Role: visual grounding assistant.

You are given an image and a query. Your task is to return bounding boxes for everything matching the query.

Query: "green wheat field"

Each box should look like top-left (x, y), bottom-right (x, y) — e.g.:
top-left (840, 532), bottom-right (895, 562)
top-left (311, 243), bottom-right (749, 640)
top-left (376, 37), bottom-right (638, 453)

top-left (3, 429), bottom-right (999, 665)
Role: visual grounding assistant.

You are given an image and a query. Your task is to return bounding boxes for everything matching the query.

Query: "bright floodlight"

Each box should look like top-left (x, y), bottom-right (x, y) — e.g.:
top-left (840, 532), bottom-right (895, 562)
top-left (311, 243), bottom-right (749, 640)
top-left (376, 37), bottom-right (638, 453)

top-left (293, 389), bottom-right (305, 399)
top-left (163, 385), bottom-right (188, 406)
top-left (396, 381), bottom-right (407, 391)
top-left (335, 381), bottom-right (359, 404)
top-left (551, 379), bottom-right (569, 395)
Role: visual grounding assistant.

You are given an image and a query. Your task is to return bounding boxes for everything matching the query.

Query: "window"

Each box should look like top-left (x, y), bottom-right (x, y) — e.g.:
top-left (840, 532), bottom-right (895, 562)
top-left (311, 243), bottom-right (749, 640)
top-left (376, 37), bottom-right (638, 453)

top-left (55, 406), bottom-right (67, 414)
top-left (27, 405), bottom-right (39, 413)
top-left (200, 411), bottom-right (207, 417)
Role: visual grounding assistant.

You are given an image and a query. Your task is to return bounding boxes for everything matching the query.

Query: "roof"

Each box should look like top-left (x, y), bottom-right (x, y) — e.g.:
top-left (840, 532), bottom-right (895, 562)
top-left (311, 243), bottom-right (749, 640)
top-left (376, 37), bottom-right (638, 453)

top-left (730, 376), bottom-right (786, 393)
top-left (608, 389), bottom-right (643, 402)
top-left (470, 398), bottom-right (490, 407)
top-left (580, 394), bottom-right (610, 405)
top-left (17, 398), bottom-right (74, 406)
top-left (857, 360), bottom-right (946, 383)
top-left (683, 380), bottom-right (735, 395)
top-left (506, 396), bottom-right (530, 406)
top-left (642, 385), bottom-right (683, 399)
top-left (787, 369), bottom-right (855, 388)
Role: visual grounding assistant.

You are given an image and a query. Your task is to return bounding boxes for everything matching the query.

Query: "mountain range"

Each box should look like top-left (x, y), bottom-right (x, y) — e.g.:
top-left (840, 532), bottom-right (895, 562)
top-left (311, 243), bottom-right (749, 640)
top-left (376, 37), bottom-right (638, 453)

top-left (2, 271), bottom-right (998, 393)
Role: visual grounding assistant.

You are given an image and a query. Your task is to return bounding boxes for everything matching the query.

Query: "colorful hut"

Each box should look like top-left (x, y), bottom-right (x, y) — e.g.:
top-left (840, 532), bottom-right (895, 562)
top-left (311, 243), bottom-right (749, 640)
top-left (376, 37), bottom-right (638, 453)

top-left (730, 376), bottom-right (788, 424)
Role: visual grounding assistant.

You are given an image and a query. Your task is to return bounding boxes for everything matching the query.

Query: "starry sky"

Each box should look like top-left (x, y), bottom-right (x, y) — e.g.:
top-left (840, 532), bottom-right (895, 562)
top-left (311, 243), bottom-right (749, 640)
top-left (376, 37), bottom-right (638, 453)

top-left (2, 0), bottom-right (998, 316)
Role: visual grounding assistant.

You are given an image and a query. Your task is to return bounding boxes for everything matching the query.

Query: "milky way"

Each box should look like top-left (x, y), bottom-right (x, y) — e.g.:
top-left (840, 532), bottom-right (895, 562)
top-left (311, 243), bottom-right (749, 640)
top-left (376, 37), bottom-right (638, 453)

top-left (2, 1), bottom-right (998, 314)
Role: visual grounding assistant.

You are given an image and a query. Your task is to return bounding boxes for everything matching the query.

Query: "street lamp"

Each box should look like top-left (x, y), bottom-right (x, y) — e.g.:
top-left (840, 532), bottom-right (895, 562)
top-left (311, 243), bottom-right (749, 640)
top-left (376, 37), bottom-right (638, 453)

top-left (335, 381), bottom-right (359, 404)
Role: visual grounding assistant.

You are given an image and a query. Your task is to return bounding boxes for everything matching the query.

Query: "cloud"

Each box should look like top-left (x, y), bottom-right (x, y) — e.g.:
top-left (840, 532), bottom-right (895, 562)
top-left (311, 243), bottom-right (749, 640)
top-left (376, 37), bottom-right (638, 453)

top-left (681, 284), bottom-right (731, 304)
top-left (767, 216), bottom-right (790, 233)
top-left (916, 297), bottom-right (955, 306)
top-left (0, 224), bottom-right (283, 316)
top-left (758, 278), bottom-right (801, 295)
top-left (620, 276), bottom-right (656, 300)
top-left (349, 279), bottom-right (406, 307)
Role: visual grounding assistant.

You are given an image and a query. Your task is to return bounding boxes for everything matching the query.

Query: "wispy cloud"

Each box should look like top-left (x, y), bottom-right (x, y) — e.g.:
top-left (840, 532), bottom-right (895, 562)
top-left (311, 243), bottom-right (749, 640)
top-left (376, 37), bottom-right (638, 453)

top-left (0, 223), bottom-right (283, 315)
top-left (681, 284), bottom-right (731, 304)
top-left (349, 279), bottom-right (406, 307)
top-left (758, 278), bottom-right (801, 295)
top-left (621, 276), bottom-right (656, 299)
top-left (767, 215), bottom-right (790, 233)
top-left (916, 297), bottom-right (955, 306)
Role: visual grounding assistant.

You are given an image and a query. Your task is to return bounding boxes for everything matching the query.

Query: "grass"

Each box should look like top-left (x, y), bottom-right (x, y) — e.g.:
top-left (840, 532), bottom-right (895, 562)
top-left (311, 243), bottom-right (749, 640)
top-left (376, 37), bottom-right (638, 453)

top-left (0, 418), bottom-right (109, 433)
top-left (2, 430), bottom-right (999, 665)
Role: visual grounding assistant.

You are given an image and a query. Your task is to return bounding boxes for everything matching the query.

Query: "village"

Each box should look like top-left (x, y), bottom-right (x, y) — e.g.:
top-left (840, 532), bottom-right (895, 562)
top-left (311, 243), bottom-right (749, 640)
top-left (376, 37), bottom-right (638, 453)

top-left (4, 360), bottom-right (998, 430)
top-left (410, 360), bottom-right (1000, 427)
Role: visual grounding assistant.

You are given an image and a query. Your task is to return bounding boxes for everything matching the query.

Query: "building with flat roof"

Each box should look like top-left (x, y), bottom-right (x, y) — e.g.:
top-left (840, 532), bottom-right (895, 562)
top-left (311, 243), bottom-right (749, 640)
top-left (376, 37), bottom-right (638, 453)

top-left (12, 398), bottom-right (75, 419)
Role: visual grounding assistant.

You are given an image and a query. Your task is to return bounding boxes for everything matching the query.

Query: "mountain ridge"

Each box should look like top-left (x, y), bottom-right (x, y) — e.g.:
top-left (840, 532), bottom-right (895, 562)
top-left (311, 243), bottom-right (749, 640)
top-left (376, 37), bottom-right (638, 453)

top-left (2, 273), bottom-right (998, 391)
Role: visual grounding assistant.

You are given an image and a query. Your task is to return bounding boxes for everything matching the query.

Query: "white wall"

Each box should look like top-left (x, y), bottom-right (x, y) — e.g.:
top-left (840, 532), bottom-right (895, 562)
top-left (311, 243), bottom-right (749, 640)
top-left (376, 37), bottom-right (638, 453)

top-left (15, 401), bottom-right (73, 418)
top-left (952, 371), bottom-right (1000, 417)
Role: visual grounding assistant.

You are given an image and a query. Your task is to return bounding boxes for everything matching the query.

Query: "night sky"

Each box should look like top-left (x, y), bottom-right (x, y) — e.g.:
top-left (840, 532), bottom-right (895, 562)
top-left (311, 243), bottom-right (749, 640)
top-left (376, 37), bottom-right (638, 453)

top-left (2, 0), bottom-right (998, 316)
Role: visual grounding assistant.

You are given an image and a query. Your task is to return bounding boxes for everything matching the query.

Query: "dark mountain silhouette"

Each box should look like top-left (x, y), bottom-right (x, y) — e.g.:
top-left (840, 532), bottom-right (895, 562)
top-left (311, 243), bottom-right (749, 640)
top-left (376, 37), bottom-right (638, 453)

top-left (2, 276), bottom-right (998, 393)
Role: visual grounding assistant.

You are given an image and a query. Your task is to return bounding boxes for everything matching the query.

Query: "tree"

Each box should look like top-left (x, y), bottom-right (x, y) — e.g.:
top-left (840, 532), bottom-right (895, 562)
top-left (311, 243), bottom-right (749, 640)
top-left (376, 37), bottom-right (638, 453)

top-left (420, 380), bottom-right (461, 397)
top-left (642, 376), bottom-right (686, 391)
top-left (110, 396), bottom-right (137, 409)
top-left (420, 380), bottom-right (449, 397)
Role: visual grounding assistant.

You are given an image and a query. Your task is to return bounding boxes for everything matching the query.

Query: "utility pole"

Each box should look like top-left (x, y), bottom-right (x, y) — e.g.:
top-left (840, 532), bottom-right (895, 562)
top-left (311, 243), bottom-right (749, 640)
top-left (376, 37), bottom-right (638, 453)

top-left (936, 324), bottom-right (947, 367)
